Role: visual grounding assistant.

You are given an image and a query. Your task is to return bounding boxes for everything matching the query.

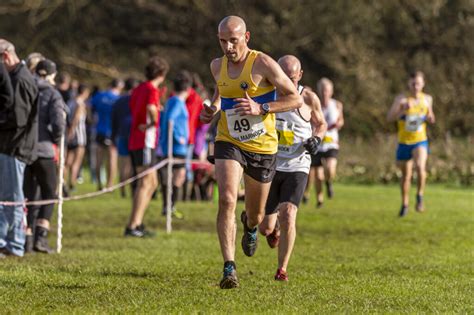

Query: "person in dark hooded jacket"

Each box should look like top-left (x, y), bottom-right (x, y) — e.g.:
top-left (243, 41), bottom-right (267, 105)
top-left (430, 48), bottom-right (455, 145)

top-left (23, 59), bottom-right (66, 254)
top-left (0, 39), bottom-right (38, 258)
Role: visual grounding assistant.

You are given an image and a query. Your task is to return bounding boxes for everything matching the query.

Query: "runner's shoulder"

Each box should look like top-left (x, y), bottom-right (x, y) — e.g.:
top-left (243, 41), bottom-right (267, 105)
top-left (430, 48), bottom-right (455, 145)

top-left (210, 58), bottom-right (222, 78)
top-left (423, 93), bottom-right (433, 104)
top-left (254, 52), bottom-right (277, 69)
top-left (394, 93), bottom-right (407, 102)
top-left (301, 87), bottom-right (318, 102)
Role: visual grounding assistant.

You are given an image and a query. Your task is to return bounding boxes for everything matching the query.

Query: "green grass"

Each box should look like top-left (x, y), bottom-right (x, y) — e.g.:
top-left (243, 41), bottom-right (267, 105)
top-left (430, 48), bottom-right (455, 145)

top-left (1, 182), bottom-right (473, 313)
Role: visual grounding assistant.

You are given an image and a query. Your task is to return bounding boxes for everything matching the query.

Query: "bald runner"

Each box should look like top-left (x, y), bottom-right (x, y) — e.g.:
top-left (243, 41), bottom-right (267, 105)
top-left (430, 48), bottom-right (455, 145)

top-left (200, 16), bottom-right (302, 289)
top-left (259, 55), bottom-right (327, 281)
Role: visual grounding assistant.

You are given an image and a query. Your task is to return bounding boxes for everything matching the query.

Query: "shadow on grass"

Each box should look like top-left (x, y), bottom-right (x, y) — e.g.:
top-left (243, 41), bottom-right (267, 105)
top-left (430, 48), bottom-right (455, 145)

top-left (97, 270), bottom-right (162, 280)
top-left (45, 283), bottom-right (88, 290)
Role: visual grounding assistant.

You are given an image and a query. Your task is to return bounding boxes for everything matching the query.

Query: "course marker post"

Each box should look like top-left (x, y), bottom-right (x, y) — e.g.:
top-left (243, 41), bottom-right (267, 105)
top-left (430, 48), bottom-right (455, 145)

top-left (56, 131), bottom-right (65, 253)
top-left (166, 121), bottom-right (173, 234)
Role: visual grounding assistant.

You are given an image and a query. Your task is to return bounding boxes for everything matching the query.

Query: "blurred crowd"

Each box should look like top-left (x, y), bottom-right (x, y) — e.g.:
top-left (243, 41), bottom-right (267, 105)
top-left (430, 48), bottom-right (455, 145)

top-left (1, 38), bottom-right (219, 256)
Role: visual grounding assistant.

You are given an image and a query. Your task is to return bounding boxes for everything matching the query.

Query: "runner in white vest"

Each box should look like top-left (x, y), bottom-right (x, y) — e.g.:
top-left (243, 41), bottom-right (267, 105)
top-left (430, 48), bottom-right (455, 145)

top-left (305, 77), bottom-right (344, 207)
top-left (259, 55), bottom-right (327, 282)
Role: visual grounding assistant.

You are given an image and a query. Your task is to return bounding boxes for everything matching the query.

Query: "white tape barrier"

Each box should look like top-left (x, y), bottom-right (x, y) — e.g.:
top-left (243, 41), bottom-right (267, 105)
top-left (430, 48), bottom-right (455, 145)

top-left (0, 159), bottom-right (170, 207)
top-left (0, 158), bottom-right (212, 207)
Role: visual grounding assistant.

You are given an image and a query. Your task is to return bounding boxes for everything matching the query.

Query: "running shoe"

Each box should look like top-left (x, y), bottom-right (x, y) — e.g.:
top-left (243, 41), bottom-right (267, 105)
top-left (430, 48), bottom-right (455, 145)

top-left (172, 209), bottom-right (184, 220)
top-left (302, 195), bottom-right (308, 204)
top-left (416, 194), bottom-right (424, 212)
top-left (162, 207), bottom-right (184, 219)
top-left (241, 211), bottom-right (258, 257)
top-left (220, 264), bottom-right (239, 289)
top-left (124, 224), bottom-right (156, 238)
top-left (274, 268), bottom-right (289, 281)
top-left (326, 181), bottom-right (334, 199)
top-left (266, 221), bottom-right (280, 249)
top-left (316, 201), bottom-right (323, 208)
top-left (399, 205), bottom-right (408, 217)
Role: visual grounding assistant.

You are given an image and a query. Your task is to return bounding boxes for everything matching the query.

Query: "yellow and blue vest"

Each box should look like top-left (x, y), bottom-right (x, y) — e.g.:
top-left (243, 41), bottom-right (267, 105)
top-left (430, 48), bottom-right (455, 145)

top-left (216, 50), bottom-right (277, 154)
top-left (397, 92), bottom-right (429, 144)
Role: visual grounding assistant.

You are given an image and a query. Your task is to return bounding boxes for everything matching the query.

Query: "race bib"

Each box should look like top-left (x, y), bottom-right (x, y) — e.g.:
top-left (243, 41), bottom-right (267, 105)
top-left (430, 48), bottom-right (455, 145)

top-left (323, 135), bottom-right (333, 143)
top-left (226, 108), bottom-right (266, 142)
top-left (405, 114), bottom-right (424, 132)
top-left (276, 120), bottom-right (295, 153)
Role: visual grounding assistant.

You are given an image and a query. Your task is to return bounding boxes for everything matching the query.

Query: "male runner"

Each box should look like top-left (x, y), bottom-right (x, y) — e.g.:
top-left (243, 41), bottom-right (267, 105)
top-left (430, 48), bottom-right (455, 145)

top-left (387, 71), bottom-right (435, 217)
top-left (200, 16), bottom-right (301, 289)
top-left (259, 55), bottom-right (326, 281)
top-left (125, 56), bottom-right (169, 237)
top-left (306, 78), bottom-right (344, 207)
top-left (91, 79), bottom-right (123, 190)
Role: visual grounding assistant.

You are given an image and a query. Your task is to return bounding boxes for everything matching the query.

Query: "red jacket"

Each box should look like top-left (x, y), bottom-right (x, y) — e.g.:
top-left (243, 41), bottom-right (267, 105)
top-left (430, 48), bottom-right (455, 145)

top-left (185, 88), bottom-right (203, 145)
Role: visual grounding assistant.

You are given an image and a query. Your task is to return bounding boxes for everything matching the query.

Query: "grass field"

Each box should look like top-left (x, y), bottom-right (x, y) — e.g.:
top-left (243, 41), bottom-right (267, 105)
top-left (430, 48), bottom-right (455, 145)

top-left (0, 182), bottom-right (472, 313)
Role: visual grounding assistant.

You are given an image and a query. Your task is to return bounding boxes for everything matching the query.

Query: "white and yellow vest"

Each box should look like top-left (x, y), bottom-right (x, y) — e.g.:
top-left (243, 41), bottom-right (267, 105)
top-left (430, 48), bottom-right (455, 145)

top-left (321, 99), bottom-right (340, 152)
top-left (275, 85), bottom-right (312, 174)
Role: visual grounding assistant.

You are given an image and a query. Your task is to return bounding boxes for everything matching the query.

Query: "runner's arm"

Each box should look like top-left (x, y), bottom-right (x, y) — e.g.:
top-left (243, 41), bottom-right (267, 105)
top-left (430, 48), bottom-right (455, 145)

top-left (258, 54), bottom-right (301, 113)
top-left (234, 54), bottom-right (302, 115)
top-left (426, 95), bottom-right (435, 124)
top-left (140, 103), bottom-right (158, 131)
top-left (305, 90), bottom-right (327, 139)
top-left (200, 59), bottom-right (221, 123)
top-left (387, 95), bottom-right (405, 122)
top-left (336, 101), bottom-right (344, 130)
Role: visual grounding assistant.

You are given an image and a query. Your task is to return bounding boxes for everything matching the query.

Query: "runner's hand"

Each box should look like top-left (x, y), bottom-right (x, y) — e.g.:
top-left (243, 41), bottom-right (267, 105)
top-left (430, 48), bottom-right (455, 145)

top-left (234, 91), bottom-right (261, 116)
top-left (400, 98), bottom-right (411, 111)
top-left (199, 102), bottom-right (217, 123)
top-left (138, 124), bottom-right (147, 132)
top-left (304, 136), bottom-right (322, 155)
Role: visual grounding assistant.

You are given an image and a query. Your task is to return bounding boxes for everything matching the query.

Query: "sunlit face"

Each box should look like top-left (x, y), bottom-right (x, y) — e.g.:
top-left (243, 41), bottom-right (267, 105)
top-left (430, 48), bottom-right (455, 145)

top-left (218, 29), bottom-right (249, 63)
top-left (281, 65), bottom-right (302, 88)
top-left (408, 75), bottom-right (425, 94)
top-left (321, 83), bottom-right (333, 100)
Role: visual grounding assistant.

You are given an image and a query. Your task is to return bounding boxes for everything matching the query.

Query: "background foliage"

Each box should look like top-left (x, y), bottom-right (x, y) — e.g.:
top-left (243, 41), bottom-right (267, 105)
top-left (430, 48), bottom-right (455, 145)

top-left (1, 0), bottom-right (472, 137)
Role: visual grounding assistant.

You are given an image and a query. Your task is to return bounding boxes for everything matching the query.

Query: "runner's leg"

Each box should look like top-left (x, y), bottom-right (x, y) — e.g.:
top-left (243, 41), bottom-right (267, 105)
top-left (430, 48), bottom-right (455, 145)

top-left (215, 159), bottom-right (242, 262)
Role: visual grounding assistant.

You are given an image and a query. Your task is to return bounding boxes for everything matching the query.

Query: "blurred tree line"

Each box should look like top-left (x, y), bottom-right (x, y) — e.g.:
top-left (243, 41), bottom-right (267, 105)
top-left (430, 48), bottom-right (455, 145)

top-left (1, 0), bottom-right (472, 138)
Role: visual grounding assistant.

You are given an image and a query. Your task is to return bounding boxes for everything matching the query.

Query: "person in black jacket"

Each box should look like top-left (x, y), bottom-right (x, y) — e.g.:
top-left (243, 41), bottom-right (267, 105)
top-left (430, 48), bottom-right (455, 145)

top-left (23, 59), bottom-right (66, 254)
top-left (0, 39), bottom-right (38, 258)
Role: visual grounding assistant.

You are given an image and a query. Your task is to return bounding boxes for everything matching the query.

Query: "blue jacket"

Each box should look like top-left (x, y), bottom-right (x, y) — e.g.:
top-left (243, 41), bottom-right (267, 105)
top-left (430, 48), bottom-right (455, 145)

top-left (159, 96), bottom-right (189, 157)
top-left (91, 90), bottom-right (120, 138)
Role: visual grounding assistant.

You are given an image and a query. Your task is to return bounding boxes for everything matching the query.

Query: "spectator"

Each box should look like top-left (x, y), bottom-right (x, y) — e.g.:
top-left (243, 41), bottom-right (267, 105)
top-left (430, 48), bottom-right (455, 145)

top-left (56, 72), bottom-right (73, 104)
top-left (25, 52), bottom-right (45, 75)
top-left (65, 84), bottom-right (90, 192)
top-left (111, 77), bottom-right (139, 198)
top-left (0, 39), bottom-right (39, 258)
top-left (125, 56), bottom-right (169, 237)
top-left (190, 73), bottom-right (211, 160)
top-left (84, 84), bottom-right (100, 184)
top-left (91, 79), bottom-right (123, 190)
top-left (158, 70), bottom-right (191, 218)
top-left (23, 59), bottom-right (66, 254)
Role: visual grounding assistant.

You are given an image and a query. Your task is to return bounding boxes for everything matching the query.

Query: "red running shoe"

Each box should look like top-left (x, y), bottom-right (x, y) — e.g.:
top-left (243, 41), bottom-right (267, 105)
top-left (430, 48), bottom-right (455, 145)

top-left (274, 268), bottom-right (289, 281)
top-left (266, 223), bottom-right (280, 249)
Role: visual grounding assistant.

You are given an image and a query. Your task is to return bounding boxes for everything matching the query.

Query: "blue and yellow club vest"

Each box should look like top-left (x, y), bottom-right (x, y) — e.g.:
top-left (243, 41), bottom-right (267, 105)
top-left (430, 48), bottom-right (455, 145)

top-left (397, 92), bottom-right (429, 144)
top-left (216, 50), bottom-right (278, 154)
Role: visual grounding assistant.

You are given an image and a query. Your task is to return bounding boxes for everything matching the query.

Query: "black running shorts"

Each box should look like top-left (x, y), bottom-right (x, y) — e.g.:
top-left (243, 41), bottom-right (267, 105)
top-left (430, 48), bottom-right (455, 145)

top-left (311, 149), bottom-right (339, 167)
top-left (214, 141), bottom-right (276, 183)
top-left (130, 148), bottom-right (156, 168)
top-left (265, 171), bottom-right (309, 215)
top-left (96, 134), bottom-right (113, 147)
